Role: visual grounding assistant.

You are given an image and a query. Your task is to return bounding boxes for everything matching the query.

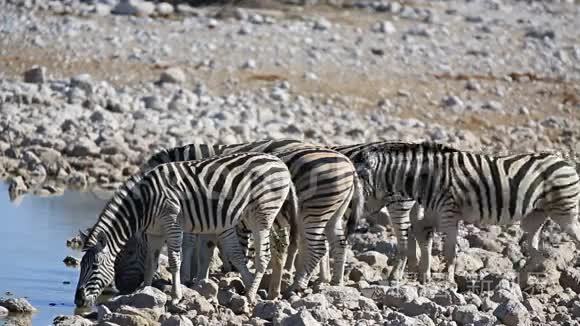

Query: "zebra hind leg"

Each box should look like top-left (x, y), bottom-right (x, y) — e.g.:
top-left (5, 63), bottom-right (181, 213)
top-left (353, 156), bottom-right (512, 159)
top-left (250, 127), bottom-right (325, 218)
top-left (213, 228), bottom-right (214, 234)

top-left (180, 233), bottom-right (196, 284)
top-left (248, 228), bottom-right (272, 304)
top-left (288, 219), bottom-right (328, 293)
top-left (218, 228), bottom-right (254, 291)
top-left (325, 191), bottom-right (353, 286)
top-left (518, 211), bottom-right (546, 290)
top-left (413, 223), bottom-right (434, 284)
top-left (268, 222), bottom-right (290, 300)
top-left (144, 233), bottom-right (165, 287)
top-left (386, 199), bottom-right (416, 282)
top-left (195, 235), bottom-right (217, 280)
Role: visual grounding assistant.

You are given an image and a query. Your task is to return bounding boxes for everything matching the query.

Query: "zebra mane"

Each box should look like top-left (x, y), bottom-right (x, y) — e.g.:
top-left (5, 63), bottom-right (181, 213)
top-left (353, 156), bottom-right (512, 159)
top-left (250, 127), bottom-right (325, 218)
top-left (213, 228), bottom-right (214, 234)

top-left (83, 173), bottom-right (145, 251)
top-left (353, 141), bottom-right (461, 162)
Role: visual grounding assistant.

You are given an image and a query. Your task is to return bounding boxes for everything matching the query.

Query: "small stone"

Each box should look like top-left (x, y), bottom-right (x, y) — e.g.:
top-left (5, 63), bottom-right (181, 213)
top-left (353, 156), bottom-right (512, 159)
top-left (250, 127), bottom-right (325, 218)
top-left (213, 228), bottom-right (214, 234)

top-left (441, 95), bottom-right (464, 109)
top-left (0, 306), bottom-right (8, 316)
top-left (270, 88), bottom-right (289, 102)
top-left (253, 300), bottom-right (296, 321)
top-left (160, 67), bottom-right (186, 84)
top-left (465, 80), bottom-right (481, 91)
top-left (105, 286), bottom-right (167, 311)
top-left (0, 298), bottom-right (37, 313)
top-left (313, 18), bottom-right (331, 31)
top-left (481, 101), bottom-right (503, 111)
top-left (112, 0), bottom-right (155, 16)
top-left (493, 299), bottom-right (531, 326)
top-left (63, 256), bottom-right (79, 267)
top-left (92, 3), bottom-right (111, 15)
top-left (68, 138), bottom-right (100, 157)
top-left (229, 294), bottom-right (249, 315)
top-left (452, 304), bottom-right (496, 325)
top-left (191, 279), bottom-right (219, 301)
top-left (23, 66), bottom-right (46, 83)
top-left (373, 21), bottom-right (396, 34)
top-left (525, 27), bottom-right (556, 40)
top-left (53, 315), bottom-right (93, 326)
top-left (71, 74), bottom-right (94, 94)
top-left (161, 315), bottom-right (193, 326)
top-left (207, 19), bottom-right (219, 28)
top-left (156, 2), bottom-right (174, 16)
top-left (518, 106), bottom-right (530, 115)
top-left (356, 251), bottom-right (389, 267)
top-left (242, 59), bottom-right (257, 69)
top-left (401, 297), bottom-right (442, 319)
top-left (280, 309), bottom-right (321, 326)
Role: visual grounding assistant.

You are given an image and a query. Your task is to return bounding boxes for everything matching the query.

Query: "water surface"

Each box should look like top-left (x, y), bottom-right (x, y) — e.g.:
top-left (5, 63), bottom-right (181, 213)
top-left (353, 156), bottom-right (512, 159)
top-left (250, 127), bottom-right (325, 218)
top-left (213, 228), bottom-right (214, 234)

top-left (0, 184), bottom-right (108, 326)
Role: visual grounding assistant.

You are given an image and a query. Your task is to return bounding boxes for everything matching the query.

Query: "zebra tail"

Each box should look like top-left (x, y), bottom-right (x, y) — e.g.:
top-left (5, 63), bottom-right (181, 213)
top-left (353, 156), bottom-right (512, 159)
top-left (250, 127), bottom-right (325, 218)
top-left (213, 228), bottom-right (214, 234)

top-left (346, 174), bottom-right (364, 237)
top-left (285, 182), bottom-right (300, 249)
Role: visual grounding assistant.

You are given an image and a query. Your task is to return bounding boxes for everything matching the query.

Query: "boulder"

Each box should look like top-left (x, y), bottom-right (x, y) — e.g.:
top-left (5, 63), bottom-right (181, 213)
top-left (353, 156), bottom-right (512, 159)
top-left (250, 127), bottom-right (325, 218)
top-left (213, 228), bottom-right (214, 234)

top-left (452, 304), bottom-right (496, 326)
top-left (493, 299), bottom-right (531, 326)
top-left (0, 298), bottom-right (37, 313)
top-left (356, 251), bottom-right (389, 267)
top-left (321, 286), bottom-right (361, 310)
top-left (160, 315), bottom-right (193, 326)
top-left (252, 300), bottom-right (296, 321)
top-left (105, 286), bottom-right (167, 311)
top-left (280, 309), bottom-right (321, 326)
top-left (52, 315), bottom-right (93, 326)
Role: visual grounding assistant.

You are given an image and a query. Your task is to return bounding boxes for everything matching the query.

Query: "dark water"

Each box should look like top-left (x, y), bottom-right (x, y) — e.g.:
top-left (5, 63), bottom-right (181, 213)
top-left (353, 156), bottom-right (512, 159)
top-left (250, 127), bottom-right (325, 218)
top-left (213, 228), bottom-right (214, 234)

top-left (0, 184), bottom-right (108, 326)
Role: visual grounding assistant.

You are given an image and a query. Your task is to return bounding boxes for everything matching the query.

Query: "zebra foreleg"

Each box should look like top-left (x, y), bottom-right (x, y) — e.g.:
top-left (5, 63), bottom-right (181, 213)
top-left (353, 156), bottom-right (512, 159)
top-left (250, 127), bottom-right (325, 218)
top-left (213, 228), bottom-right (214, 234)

top-left (160, 200), bottom-right (184, 305)
top-left (248, 228), bottom-right (272, 303)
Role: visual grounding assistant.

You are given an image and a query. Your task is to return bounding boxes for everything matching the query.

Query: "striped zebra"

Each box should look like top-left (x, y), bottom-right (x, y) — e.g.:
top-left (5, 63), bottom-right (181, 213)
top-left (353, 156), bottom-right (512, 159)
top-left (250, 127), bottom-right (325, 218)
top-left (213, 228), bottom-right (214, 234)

top-left (352, 141), bottom-right (580, 286)
top-left (113, 139), bottom-right (363, 298)
top-left (74, 152), bottom-right (297, 306)
top-left (331, 142), bottom-right (423, 281)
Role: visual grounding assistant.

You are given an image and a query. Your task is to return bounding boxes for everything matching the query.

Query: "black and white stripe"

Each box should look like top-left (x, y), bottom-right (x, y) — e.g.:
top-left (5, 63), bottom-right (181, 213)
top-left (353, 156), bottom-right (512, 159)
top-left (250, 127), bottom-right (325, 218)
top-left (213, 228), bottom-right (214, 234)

top-left (114, 139), bottom-right (362, 298)
top-left (75, 152), bottom-right (296, 306)
top-left (332, 142), bottom-right (423, 281)
top-left (353, 142), bottom-right (580, 285)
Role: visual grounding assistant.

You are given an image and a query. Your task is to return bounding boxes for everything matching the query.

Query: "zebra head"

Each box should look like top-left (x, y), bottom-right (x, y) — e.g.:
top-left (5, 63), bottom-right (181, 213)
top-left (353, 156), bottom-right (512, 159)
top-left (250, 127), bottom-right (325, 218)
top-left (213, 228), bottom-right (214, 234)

top-left (75, 231), bottom-right (115, 308)
top-left (352, 148), bottom-right (380, 198)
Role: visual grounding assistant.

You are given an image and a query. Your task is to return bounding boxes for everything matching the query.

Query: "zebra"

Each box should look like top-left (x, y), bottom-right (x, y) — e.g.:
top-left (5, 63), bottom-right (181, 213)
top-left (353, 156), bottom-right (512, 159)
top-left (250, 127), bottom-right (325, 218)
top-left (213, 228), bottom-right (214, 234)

top-left (113, 139), bottom-right (363, 299)
top-left (352, 141), bottom-right (580, 286)
top-left (74, 152), bottom-right (298, 306)
top-left (330, 142), bottom-right (424, 281)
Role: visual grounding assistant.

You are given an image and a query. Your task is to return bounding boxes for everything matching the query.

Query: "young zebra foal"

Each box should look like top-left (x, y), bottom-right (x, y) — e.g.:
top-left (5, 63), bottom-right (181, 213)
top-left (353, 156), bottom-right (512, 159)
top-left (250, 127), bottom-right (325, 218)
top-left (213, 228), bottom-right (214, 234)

top-left (74, 152), bottom-right (297, 307)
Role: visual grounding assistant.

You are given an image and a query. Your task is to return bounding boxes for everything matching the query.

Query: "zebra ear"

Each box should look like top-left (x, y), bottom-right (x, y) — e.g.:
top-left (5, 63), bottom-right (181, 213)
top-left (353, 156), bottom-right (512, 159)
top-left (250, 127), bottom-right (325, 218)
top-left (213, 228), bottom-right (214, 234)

top-left (95, 231), bottom-right (107, 251)
top-left (78, 229), bottom-right (89, 244)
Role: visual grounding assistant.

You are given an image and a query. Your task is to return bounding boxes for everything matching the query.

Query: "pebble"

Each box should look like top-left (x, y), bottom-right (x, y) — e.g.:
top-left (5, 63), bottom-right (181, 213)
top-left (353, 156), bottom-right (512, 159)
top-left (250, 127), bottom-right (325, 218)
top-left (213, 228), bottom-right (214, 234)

top-left (373, 21), bottom-right (396, 34)
top-left (160, 67), bottom-right (186, 84)
top-left (23, 66), bottom-right (46, 83)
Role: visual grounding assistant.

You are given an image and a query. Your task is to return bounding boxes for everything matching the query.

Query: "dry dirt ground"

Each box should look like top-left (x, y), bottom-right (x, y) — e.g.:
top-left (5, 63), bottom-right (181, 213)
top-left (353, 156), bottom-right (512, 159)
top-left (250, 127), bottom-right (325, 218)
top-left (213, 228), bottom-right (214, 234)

top-left (1, 1), bottom-right (579, 153)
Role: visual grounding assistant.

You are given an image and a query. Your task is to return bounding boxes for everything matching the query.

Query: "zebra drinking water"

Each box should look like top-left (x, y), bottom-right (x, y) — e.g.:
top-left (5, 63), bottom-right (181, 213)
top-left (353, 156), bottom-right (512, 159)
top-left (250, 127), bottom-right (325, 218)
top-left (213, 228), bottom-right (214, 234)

top-left (74, 152), bottom-right (297, 306)
top-left (352, 141), bottom-right (580, 286)
top-left (113, 139), bottom-right (363, 298)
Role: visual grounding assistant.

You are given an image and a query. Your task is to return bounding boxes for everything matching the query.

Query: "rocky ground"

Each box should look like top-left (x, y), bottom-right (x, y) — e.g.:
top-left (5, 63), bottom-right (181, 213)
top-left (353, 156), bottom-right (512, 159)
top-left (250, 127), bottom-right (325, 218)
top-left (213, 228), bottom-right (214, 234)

top-left (1, 0), bottom-right (580, 325)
